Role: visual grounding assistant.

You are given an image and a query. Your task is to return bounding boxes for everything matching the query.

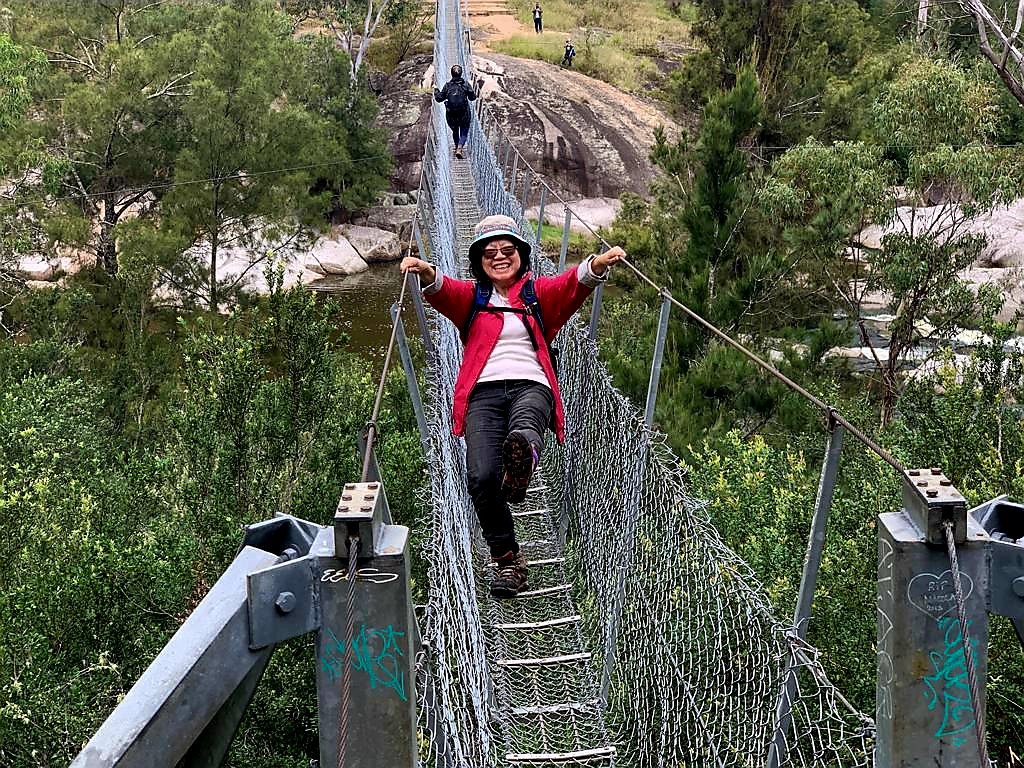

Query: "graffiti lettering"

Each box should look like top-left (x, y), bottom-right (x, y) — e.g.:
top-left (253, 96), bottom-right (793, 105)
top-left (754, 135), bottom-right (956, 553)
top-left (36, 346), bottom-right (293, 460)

top-left (318, 623), bottom-right (408, 702)
top-left (876, 538), bottom-right (895, 719)
top-left (321, 567), bottom-right (399, 585)
top-left (320, 628), bottom-right (345, 683)
top-left (351, 624), bottom-right (408, 701)
top-left (922, 616), bottom-right (977, 747)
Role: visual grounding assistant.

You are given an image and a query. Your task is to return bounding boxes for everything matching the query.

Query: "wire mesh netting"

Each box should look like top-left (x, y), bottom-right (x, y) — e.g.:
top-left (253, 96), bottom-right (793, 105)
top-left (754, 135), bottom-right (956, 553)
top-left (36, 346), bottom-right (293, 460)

top-left (414, 1), bottom-right (876, 766)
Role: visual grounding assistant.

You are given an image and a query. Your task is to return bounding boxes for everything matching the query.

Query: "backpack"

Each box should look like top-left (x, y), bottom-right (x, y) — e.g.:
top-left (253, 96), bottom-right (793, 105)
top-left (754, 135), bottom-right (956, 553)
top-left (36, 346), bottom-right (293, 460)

top-left (445, 82), bottom-right (469, 114)
top-left (460, 279), bottom-right (561, 375)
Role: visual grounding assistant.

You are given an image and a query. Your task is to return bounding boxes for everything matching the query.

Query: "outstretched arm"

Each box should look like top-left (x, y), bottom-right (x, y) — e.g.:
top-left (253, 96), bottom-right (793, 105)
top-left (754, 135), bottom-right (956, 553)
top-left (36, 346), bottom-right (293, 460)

top-left (433, 83), bottom-right (447, 102)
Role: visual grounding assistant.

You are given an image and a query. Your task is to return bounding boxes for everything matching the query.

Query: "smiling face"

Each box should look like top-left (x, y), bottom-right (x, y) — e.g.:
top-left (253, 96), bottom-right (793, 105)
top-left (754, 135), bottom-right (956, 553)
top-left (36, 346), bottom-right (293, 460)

top-left (480, 237), bottom-right (522, 291)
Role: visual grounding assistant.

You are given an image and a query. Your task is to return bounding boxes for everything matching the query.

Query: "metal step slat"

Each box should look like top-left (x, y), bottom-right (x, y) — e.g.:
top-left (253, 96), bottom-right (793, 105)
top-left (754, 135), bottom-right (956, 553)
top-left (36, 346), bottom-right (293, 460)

top-left (496, 651), bottom-right (591, 668)
top-left (512, 508), bottom-right (549, 518)
top-left (525, 557), bottom-right (564, 567)
top-left (495, 615), bottom-right (582, 631)
top-left (508, 698), bottom-right (601, 717)
top-left (506, 746), bottom-right (617, 763)
top-left (515, 584), bottom-right (570, 599)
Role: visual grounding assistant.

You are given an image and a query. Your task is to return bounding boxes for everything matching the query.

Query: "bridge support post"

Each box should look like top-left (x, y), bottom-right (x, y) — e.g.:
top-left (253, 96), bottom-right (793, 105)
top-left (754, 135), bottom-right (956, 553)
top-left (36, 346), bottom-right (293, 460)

top-left (391, 301), bottom-right (430, 452)
top-left (521, 167), bottom-right (532, 211)
top-left (558, 207), bottom-right (571, 272)
top-left (765, 416), bottom-right (843, 768)
top-left (875, 470), bottom-right (988, 767)
top-left (406, 256), bottom-right (435, 358)
top-left (643, 291), bottom-right (672, 428)
top-left (502, 140), bottom-right (512, 183)
top-left (536, 185), bottom-right (547, 246)
top-left (318, 483), bottom-right (419, 768)
top-left (509, 149), bottom-right (519, 198)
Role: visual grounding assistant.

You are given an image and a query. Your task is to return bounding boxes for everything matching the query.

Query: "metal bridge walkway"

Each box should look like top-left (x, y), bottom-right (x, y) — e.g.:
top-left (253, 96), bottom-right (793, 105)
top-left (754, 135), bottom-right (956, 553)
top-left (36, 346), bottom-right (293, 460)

top-left (448, 144), bottom-right (615, 766)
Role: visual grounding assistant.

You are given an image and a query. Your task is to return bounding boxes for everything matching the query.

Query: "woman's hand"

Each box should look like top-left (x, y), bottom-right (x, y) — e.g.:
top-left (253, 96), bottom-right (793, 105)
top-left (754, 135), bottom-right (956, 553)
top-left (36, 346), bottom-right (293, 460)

top-left (591, 246), bottom-right (626, 277)
top-left (401, 256), bottom-right (437, 285)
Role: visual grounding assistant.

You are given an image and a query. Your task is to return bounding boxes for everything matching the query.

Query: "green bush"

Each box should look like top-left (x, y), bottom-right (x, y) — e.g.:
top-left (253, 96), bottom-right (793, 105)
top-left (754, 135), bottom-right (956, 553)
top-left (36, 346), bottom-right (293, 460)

top-left (0, 278), bottom-right (425, 766)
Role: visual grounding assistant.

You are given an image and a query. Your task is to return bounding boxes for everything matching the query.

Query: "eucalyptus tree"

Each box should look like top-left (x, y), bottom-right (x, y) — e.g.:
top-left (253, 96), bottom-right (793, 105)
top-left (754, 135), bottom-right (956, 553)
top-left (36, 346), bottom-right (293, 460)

top-left (763, 55), bottom-right (1024, 423)
top-left (0, 32), bottom-right (72, 333)
top-left (13, 1), bottom-right (203, 276)
top-left (159, 0), bottom-right (389, 310)
top-left (284, 0), bottom-right (396, 89)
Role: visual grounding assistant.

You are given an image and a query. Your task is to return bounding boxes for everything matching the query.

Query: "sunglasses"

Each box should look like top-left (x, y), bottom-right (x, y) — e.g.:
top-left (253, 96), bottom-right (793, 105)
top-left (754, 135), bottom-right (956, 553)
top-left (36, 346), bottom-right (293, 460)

top-left (481, 244), bottom-right (518, 260)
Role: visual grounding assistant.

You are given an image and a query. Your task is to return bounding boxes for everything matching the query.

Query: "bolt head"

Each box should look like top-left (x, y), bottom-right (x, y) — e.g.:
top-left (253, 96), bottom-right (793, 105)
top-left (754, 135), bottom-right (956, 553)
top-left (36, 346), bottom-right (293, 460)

top-left (1013, 577), bottom-right (1024, 599)
top-left (908, 469), bottom-right (921, 477)
top-left (274, 591), bottom-right (296, 614)
top-left (926, 489), bottom-right (939, 498)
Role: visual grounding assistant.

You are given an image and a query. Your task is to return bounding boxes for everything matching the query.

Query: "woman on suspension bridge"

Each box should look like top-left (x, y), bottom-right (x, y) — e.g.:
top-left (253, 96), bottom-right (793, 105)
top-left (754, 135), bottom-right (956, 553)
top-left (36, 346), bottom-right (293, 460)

top-left (401, 215), bottom-right (625, 598)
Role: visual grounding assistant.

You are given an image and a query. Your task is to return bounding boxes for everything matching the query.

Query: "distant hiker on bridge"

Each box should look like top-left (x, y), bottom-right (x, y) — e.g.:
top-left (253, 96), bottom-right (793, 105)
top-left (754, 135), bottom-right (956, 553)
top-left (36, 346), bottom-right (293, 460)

top-left (434, 64), bottom-right (480, 159)
top-left (561, 40), bottom-right (576, 67)
top-left (533, 3), bottom-right (543, 33)
top-left (401, 215), bottom-right (626, 598)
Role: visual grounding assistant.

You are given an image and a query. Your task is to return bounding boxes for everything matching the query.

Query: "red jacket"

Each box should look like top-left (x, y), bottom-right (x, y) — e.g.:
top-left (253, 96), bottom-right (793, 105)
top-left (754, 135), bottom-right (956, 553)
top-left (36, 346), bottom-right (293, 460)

top-left (424, 267), bottom-right (598, 442)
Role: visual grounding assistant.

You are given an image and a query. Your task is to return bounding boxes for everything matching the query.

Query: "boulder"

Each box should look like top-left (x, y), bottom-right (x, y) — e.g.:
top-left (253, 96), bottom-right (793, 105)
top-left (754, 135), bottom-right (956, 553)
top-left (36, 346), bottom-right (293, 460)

top-left (343, 224), bottom-right (402, 263)
top-left (468, 54), bottom-right (682, 200)
top-left (359, 204), bottom-right (417, 244)
top-left (376, 54), bottom-right (434, 191)
top-left (376, 52), bottom-right (682, 200)
top-left (15, 254), bottom-right (56, 282)
top-left (306, 236), bottom-right (369, 276)
top-left (525, 197), bottom-right (621, 235)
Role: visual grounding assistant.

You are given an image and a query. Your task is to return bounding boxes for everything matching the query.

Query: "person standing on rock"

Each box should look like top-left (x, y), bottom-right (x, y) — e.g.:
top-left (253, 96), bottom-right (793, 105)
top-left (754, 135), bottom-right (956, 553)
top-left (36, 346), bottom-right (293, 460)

top-left (533, 3), bottom-right (543, 33)
top-left (400, 214), bottom-right (627, 598)
top-left (434, 64), bottom-right (479, 159)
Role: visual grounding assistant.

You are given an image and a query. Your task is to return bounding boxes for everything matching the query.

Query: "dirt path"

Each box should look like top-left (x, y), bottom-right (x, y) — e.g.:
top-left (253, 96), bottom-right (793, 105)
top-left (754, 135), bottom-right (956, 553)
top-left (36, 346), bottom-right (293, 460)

top-left (467, 0), bottom-right (529, 51)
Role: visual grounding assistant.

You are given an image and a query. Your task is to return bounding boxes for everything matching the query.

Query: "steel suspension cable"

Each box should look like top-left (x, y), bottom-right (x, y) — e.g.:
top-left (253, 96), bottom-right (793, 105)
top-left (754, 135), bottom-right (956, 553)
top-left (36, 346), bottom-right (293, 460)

top-left (943, 520), bottom-right (991, 766)
top-left (359, 200), bottom-right (426, 482)
top-left (336, 536), bottom-right (361, 768)
top-left (615, 258), bottom-right (906, 473)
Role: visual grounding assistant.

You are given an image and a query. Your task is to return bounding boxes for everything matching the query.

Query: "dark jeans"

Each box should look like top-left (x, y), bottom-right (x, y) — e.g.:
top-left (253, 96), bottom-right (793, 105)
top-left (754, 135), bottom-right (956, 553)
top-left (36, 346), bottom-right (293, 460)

top-left (465, 380), bottom-right (553, 558)
top-left (446, 112), bottom-right (470, 147)
top-left (534, 18), bottom-right (542, 32)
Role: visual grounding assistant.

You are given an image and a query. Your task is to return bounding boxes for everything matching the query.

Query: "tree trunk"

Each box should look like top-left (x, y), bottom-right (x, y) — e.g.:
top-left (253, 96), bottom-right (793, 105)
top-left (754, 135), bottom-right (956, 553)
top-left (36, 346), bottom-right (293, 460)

top-left (917, 0), bottom-right (929, 36)
top-left (209, 183), bottom-right (221, 311)
top-left (209, 228), bottom-right (219, 311)
top-left (98, 192), bottom-right (118, 276)
top-left (754, 0), bottom-right (794, 73)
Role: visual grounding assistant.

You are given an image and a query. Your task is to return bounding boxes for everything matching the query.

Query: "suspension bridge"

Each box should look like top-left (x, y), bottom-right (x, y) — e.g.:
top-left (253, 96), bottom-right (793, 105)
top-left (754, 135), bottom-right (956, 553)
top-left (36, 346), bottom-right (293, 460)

top-left (68, 1), bottom-right (1024, 766)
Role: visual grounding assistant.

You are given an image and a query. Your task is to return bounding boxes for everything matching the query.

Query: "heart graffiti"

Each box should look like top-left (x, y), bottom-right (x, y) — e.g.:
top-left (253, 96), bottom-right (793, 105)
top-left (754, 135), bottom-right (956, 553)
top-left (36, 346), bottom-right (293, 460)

top-left (907, 571), bottom-right (974, 620)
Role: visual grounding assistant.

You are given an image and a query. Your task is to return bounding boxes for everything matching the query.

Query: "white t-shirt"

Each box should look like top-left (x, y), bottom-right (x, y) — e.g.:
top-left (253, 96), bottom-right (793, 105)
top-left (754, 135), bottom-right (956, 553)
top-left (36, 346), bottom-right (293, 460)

top-left (476, 291), bottom-right (549, 387)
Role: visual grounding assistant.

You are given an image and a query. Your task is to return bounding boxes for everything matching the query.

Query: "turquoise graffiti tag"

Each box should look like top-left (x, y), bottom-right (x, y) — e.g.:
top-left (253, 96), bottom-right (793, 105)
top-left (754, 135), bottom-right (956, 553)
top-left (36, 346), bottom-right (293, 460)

top-left (319, 624), bottom-right (408, 702)
top-left (922, 616), bottom-right (977, 747)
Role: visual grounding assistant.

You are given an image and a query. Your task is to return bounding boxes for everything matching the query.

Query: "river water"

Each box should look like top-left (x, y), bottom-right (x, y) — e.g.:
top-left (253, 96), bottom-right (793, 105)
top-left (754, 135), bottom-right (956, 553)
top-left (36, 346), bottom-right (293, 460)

top-left (307, 263), bottom-right (408, 361)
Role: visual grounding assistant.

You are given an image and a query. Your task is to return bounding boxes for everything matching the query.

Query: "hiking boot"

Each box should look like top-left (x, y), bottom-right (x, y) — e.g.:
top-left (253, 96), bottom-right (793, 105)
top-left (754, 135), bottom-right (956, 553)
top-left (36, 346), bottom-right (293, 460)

top-left (490, 550), bottom-right (528, 599)
top-left (455, 146), bottom-right (464, 159)
top-left (502, 431), bottom-right (538, 504)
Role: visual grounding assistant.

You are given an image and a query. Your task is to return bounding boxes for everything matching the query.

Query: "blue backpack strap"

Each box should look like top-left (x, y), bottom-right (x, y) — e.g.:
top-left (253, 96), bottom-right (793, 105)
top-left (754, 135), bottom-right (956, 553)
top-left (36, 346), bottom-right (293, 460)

top-left (519, 278), bottom-right (547, 339)
top-left (460, 282), bottom-right (492, 343)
